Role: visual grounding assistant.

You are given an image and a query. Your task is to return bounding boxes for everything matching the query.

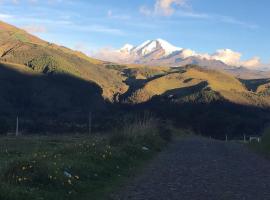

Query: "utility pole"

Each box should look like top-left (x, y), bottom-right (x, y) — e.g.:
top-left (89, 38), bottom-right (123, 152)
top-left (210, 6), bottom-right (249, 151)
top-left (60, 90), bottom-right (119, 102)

top-left (15, 116), bottom-right (19, 136)
top-left (88, 112), bottom-right (92, 135)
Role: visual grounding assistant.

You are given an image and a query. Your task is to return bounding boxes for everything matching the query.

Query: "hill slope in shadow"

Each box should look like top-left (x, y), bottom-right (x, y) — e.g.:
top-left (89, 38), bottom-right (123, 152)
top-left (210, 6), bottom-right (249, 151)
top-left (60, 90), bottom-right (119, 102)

top-left (0, 62), bottom-right (107, 133)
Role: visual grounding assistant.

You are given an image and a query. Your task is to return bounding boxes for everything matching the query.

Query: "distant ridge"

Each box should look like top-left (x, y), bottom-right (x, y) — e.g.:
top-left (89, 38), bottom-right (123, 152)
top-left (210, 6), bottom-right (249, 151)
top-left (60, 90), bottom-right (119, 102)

top-left (94, 38), bottom-right (270, 79)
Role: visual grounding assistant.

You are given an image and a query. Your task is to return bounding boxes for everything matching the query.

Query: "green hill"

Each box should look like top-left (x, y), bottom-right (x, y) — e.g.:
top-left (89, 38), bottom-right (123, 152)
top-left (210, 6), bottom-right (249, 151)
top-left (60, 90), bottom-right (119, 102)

top-left (0, 62), bottom-right (108, 133)
top-left (0, 21), bottom-right (270, 138)
top-left (0, 21), bottom-right (128, 101)
top-left (123, 66), bottom-right (270, 107)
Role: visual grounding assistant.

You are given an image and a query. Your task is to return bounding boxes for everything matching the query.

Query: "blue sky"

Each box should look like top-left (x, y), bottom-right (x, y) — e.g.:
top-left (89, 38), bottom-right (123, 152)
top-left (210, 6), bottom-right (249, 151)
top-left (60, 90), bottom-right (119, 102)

top-left (0, 0), bottom-right (269, 64)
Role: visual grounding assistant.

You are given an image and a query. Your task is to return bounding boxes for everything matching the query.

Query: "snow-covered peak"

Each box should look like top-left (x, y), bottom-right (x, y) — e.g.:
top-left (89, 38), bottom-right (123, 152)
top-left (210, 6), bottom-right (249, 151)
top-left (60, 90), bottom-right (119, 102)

top-left (156, 38), bottom-right (182, 55)
top-left (129, 39), bottom-right (182, 56)
top-left (136, 40), bottom-right (159, 56)
top-left (133, 40), bottom-right (151, 52)
top-left (120, 44), bottom-right (134, 53)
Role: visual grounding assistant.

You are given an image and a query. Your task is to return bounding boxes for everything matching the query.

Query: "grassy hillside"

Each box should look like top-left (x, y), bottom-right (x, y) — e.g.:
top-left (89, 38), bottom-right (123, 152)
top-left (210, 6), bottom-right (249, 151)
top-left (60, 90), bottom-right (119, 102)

top-left (122, 66), bottom-right (270, 107)
top-left (0, 21), bottom-right (128, 101)
top-left (1, 21), bottom-right (270, 138)
top-left (0, 62), bottom-right (109, 133)
top-left (1, 21), bottom-right (270, 107)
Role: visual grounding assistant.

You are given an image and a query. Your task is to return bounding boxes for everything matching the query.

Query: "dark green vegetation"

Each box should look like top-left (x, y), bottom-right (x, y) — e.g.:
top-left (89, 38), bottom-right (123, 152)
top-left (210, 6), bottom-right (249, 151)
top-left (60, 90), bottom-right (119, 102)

top-left (0, 21), bottom-right (270, 139)
top-left (0, 117), bottom-right (172, 200)
top-left (249, 126), bottom-right (270, 157)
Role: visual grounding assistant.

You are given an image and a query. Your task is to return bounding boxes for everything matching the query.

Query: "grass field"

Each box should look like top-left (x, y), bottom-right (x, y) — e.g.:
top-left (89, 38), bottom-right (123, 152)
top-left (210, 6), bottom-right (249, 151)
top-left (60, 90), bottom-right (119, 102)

top-left (0, 121), bottom-right (171, 200)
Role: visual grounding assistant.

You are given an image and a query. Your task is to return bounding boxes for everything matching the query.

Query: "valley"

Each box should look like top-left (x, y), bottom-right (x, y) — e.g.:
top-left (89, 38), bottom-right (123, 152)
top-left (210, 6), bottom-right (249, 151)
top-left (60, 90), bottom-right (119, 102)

top-left (1, 0), bottom-right (270, 199)
top-left (0, 4), bottom-right (269, 198)
top-left (0, 21), bottom-right (270, 139)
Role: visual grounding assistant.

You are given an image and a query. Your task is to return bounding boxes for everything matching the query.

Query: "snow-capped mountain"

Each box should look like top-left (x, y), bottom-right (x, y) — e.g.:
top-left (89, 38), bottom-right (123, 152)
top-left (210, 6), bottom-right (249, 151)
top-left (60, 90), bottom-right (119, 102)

top-left (94, 39), bottom-right (265, 75)
top-left (130, 39), bottom-right (182, 56)
top-left (119, 44), bottom-right (134, 53)
top-left (119, 39), bottom-right (182, 57)
top-left (114, 39), bottom-right (232, 68)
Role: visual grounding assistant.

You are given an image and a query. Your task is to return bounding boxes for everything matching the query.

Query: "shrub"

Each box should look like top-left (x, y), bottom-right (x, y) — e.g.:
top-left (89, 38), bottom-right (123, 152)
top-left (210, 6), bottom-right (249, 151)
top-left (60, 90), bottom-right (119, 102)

top-left (250, 125), bottom-right (270, 155)
top-left (260, 126), bottom-right (270, 151)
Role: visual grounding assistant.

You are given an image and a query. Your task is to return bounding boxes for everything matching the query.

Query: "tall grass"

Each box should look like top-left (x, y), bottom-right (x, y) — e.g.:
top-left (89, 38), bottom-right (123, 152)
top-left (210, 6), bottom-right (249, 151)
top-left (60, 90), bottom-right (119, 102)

top-left (109, 112), bottom-right (172, 148)
top-left (121, 112), bottom-right (158, 137)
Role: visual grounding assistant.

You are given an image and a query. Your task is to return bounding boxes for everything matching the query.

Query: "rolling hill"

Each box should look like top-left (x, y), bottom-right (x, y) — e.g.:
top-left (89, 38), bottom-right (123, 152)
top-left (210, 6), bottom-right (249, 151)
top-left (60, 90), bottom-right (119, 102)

top-left (0, 21), bottom-right (128, 101)
top-left (0, 21), bottom-right (270, 137)
top-left (118, 66), bottom-right (270, 108)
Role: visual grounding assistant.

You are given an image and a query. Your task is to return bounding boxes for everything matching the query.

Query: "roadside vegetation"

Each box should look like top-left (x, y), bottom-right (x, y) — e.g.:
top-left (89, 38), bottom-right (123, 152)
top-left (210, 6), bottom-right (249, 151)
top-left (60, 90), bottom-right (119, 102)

top-left (249, 126), bottom-right (270, 157)
top-left (0, 115), bottom-right (174, 200)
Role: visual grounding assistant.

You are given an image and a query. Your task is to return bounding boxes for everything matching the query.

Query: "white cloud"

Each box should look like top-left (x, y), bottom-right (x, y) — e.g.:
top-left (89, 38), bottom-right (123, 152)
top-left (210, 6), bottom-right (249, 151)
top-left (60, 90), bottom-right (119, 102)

top-left (219, 15), bottom-right (259, 29)
top-left (75, 25), bottom-right (124, 35)
top-left (155, 0), bottom-right (187, 16)
top-left (241, 57), bottom-right (261, 69)
top-left (0, 13), bottom-right (13, 19)
top-left (211, 49), bottom-right (242, 66)
top-left (140, 0), bottom-right (188, 16)
top-left (107, 10), bottom-right (130, 20)
top-left (73, 43), bottom-right (93, 56)
top-left (200, 49), bottom-right (261, 69)
top-left (139, 0), bottom-right (258, 30)
top-left (139, 6), bottom-right (153, 16)
top-left (92, 47), bottom-right (136, 63)
top-left (0, 0), bottom-right (64, 4)
top-left (177, 48), bottom-right (262, 69)
top-left (179, 49), bottom-right (196, 58)
top-left (22, 24), bottom-right (47, 33)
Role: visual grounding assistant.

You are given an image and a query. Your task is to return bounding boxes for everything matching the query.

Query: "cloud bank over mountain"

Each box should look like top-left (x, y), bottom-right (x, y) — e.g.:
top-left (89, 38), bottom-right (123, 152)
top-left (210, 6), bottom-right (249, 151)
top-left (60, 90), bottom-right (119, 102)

top-left (93, 39), bottom-right (264, 70)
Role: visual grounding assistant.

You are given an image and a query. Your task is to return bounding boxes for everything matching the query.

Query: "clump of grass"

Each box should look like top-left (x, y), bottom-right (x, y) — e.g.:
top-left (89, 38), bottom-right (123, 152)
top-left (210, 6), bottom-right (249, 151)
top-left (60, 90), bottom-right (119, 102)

top-left (109, 112), bottom-right (171, 151)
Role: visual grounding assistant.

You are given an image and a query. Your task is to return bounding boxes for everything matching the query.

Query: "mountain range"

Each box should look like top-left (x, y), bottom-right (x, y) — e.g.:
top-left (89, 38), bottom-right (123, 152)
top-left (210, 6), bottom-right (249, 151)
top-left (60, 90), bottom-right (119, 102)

top-left (0, 20), bottom-right (270, 137)
top-left (95, 39), bottom-right (270, 79)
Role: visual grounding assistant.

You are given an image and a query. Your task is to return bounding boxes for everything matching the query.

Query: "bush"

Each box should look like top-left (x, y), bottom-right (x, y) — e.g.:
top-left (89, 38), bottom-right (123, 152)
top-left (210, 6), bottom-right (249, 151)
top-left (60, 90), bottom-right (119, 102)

top-left (250, 125), bottom-right (270, 155)
top-left (260, 126), bottom-right (270, 152)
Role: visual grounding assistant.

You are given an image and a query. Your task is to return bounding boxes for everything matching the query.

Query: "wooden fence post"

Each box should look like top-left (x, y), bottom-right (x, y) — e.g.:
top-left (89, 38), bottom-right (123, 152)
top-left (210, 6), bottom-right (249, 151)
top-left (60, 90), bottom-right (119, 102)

top-left (88, 112), bottom-right (92, 135)
top-left (15, 116), bottom-right (19, 136)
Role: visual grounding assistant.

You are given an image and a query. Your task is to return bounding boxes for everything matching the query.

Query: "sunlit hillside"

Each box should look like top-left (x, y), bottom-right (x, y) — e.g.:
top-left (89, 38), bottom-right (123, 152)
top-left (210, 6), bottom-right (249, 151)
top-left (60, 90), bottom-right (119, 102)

top-left (0, 21), bottom-right (128, 101)
top-left (123, 66), bottom-right (270, 107)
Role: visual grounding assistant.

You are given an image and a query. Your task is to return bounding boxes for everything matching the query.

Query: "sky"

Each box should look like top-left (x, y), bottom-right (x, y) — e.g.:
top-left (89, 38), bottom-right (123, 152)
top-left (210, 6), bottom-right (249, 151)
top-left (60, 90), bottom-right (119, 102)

top-left (0, 0), bottom-right (269, 67)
